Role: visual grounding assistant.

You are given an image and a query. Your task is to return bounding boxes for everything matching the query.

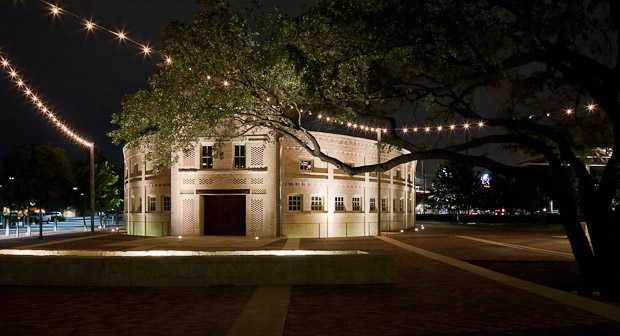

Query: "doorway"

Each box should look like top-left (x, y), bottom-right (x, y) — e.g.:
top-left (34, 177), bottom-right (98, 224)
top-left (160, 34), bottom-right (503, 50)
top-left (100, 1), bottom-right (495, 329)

top-left (203, 195), bottom-right (246, 235)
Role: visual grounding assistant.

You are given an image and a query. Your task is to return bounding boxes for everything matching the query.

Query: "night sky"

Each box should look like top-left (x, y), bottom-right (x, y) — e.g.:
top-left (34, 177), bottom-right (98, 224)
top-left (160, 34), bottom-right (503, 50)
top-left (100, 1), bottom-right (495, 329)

top-left (0, 0), bottom-right (311, 167)
top-left (0, 0), bottom-right (492, 185)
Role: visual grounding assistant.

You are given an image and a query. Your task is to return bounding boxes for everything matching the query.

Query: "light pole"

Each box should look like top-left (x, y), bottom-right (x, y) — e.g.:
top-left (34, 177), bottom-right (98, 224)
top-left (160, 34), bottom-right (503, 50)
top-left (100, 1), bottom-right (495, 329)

top-left (90, 145), bottom-right (95, 233)
top-left (377, 130), bottom-right (381, 236)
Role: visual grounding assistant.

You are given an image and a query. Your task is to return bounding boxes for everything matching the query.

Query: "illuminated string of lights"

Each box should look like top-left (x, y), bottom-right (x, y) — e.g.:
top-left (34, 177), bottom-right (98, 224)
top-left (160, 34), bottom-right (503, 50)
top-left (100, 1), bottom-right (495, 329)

top-left (0, 53), bottom-right (93, 147)
top-left (305, 102), bottom-right (598, 136)
top-left (40, 0), bottom-right (172, 63)
top-left (34, 0), bottom-right (599, 139)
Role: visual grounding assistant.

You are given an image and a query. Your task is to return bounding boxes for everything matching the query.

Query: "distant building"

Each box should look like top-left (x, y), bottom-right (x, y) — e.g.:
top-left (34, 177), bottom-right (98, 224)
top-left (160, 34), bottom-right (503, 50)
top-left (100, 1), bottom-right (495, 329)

top-left (123, 130), bottom-right (416, 237)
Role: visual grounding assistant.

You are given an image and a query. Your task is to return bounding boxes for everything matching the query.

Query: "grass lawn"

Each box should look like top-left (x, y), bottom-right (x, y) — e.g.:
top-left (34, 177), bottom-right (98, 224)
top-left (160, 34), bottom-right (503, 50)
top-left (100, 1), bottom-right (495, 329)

top-left (422, 220), bottom-right (567, 233)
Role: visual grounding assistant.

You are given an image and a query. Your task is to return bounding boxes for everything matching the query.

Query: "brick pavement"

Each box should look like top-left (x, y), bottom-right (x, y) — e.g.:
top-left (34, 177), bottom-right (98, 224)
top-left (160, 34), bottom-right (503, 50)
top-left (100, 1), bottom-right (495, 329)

top-left (1, 227), bottom-right (620, 335)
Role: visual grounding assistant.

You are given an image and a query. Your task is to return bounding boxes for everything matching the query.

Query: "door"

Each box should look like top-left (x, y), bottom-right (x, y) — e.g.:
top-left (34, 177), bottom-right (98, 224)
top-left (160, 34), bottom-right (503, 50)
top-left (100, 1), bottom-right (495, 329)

top-left (204, 195), bottom-right (246, 235)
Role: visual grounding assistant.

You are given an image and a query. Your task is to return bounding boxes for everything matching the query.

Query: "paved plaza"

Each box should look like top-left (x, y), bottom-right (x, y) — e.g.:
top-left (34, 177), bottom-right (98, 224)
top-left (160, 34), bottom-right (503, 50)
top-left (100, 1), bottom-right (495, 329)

top-left (1, 222), bottom-right (619, 335)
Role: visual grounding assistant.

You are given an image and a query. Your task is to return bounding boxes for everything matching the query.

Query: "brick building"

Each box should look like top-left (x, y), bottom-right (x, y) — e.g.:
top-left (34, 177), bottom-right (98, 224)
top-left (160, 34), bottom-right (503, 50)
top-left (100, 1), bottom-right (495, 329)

top-left (123, 130), bottom-right (416, 237)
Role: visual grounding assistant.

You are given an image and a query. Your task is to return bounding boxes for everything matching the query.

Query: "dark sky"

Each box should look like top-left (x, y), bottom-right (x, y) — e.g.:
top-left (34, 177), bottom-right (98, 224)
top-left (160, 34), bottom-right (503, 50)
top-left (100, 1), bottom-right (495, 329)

top-left (0, 0), bottom-right (497, 187)
top-left (0, 0), bottom-right (310, 167)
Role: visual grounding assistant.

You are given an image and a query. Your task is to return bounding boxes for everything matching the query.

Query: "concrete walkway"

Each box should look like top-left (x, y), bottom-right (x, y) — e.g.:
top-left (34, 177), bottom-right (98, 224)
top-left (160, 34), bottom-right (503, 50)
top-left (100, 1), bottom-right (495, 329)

top-left (378, 235), bottom-right (620, 323)
top-left (227, 286), bottom-right (291, 336)
top-left (2, 227), bottom-right (620, 335)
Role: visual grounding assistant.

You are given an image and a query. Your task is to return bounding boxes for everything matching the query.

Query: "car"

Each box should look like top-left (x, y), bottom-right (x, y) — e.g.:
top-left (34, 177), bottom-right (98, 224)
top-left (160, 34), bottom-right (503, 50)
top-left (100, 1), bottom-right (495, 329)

top-left (28, 211), bottom-right (62, 223)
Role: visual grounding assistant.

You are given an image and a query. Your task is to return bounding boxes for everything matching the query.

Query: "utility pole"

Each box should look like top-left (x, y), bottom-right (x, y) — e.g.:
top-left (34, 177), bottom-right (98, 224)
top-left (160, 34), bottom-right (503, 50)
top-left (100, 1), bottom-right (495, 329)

top-left (377, 130), bottom-right (381, 236)
top-left (90, 145), bottom-right (95, 233)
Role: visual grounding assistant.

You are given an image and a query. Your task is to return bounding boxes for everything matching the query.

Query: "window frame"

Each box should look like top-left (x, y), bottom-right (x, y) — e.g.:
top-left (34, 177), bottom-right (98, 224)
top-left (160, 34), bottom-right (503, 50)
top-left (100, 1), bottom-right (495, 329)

top-left (369, 197), bottom-right (377, 212)
top-left (310, 195), bottom-right (323, 211)
top-left (299, 159), bottom-right (314, 171)
top-left (288, 194), bottom-right (302, 211)
top-left (162, 195), bottom-right (172, 212)
top-left (201, 145), bottom-right (214, 169)
top-left (334, 196), bottom-right (345, 212)
top-left (352, 196), bottom-right (362, 212)
top-left (234, 144), bottom-right (246, 169)
top-left (148, 195), bottom-right (157, 212)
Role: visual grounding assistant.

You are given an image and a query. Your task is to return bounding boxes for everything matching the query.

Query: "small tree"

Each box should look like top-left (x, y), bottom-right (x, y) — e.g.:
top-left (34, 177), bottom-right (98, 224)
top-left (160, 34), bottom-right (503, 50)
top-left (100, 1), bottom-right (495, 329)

top-left (428, 161), bottom-right (478, 217)
top-left (73, 149), bottom-right (121, 226)
top-left (1, 144), bottom-right (73, 238)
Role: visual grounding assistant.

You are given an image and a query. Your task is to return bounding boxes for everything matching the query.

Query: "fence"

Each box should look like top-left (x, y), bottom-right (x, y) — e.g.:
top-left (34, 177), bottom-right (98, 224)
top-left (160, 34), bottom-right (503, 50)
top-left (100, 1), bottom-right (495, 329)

top-left (282, 220), bottom-right (411, 238)
top-left (126, 221), bottom-right (171, 237)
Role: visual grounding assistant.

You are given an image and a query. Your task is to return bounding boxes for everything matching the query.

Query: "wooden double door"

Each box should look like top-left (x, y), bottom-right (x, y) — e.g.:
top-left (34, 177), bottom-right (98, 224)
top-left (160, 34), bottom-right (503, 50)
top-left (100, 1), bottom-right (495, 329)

top-left (203, 195), bottom-right (246, 235)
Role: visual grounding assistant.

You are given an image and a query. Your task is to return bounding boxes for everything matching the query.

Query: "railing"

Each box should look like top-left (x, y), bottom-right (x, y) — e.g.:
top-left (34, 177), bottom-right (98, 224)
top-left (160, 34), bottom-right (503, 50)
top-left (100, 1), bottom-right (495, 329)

top-left (125, 221), bottom-right (171, 237)
top-left (281, 223), bottom-right (321, 238)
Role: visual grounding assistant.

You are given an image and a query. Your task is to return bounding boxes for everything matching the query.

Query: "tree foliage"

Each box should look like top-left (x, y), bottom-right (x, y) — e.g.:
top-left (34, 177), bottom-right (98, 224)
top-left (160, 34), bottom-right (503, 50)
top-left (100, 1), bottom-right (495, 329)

top-left (73, 149), bottom-right (121, 213)
top-left (1, 143), bottom-right (73, 210)
top-left (111, 0), bottom-right (620, 294)
top-left (428, 161), bottom-right (478, 213)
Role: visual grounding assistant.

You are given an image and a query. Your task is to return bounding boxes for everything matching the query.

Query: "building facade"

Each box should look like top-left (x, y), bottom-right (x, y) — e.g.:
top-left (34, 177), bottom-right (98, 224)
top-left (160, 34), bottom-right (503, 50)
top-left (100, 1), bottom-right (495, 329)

top-left (123, 130), bottom-right (416, 237)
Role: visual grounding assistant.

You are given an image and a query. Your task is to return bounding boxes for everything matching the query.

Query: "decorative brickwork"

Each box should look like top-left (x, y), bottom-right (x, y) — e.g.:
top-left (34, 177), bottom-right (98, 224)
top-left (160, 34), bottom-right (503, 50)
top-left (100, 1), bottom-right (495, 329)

top-left (198, 178), bottom-right (214, 185)
top-left (250, 178), bottom-right (263, 185)
top-left (182, 147), bottom-right (195, 167)
top-left (179, 189), bottom-right (194, 194)
top-left (232, 178), bottom-right (247, 185)
top-left (250, 146), bottom-right (264, 167)
top-left (251, 189), bottom-right (267, 194)
top-left (182, 199), bottom-right (195, 234)
top-left (250, 198), bottom-right (264, 236)
top-left (182, 178), bottom-right (195, 185)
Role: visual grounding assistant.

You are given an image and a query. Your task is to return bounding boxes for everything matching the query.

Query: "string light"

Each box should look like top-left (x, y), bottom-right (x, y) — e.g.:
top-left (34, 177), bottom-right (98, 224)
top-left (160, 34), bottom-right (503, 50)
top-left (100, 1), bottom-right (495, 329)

top-left (31, 0), bottom-right (600, 144)
top-left (0, 53), bottom-right (93, 147)
top-left (39, 0), bottom-right (172, 64)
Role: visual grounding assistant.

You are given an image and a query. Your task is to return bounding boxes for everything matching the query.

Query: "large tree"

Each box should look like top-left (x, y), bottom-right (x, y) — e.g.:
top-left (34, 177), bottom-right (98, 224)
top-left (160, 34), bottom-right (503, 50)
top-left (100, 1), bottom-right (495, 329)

top-left (1, 143), bottom-right (73, 238)
top-left (111, 0), bottom-right (620, 296)
top-left (428, 161), bottom-right (479, 214)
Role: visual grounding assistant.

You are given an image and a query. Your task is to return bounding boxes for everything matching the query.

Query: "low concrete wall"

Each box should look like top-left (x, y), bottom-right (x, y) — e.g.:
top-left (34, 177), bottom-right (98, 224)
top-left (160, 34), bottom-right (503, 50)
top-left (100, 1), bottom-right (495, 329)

top-left (0, 250), bottom-right (393, 287)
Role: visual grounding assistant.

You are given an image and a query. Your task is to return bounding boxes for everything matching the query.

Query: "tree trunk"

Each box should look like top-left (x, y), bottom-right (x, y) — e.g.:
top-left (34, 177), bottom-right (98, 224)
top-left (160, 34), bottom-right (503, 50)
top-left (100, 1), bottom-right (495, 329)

top-left (38, 207), bottom-right (43, 239)
top-left (582, 200), bottom-right (620, 298)
top-left (556, 196), bottom-right (597, 292)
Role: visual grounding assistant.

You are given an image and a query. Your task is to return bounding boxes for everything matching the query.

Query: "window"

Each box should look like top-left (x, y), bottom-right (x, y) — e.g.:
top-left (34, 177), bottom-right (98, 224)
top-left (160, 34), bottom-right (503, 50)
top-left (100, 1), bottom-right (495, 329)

top-left (149, 196), bottom-right (156, 212)
top-left (137, 197), bottom-right (142, 212)
top-left (234, 145), bottom-right (246, 169)
top-left (399, 199), bottom-right (404, 212)
top-left (300, 160), bottom-right (313, 171)
top-left (202, 145), bottom-right (213, 169)
top-left (393, 199), bottom-right (396, 212)
top-left (370, 198), bottom-right (376, 212)
top-left (352, 197), bottom-right (361, 211)
top-left (335, 196), bottom-right (345, 211)
top-left (163, 196), bottom-right (171, 212)
top-left (311, 196), bottom-right (323, 211)
top-left (381, 198), bottom-right (387, 212)
top-left (288, 195), bottom-right (302, 211)
top-left (133, 163), bottom-right (139, 176)
top-left (131, 196), bottom-right (135, 212)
